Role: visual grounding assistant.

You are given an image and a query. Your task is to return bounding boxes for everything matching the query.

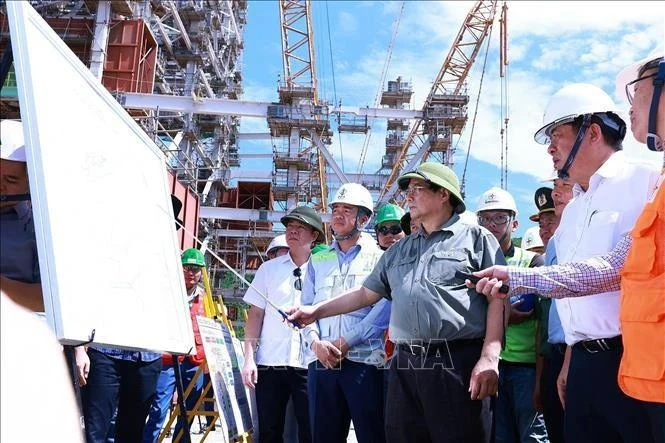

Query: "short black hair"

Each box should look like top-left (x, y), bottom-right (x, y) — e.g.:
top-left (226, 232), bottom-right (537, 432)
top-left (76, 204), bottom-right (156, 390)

top-left (638, 57), bottom-right (663, 76)
top-left (570, 113), bottom-right (624, 151)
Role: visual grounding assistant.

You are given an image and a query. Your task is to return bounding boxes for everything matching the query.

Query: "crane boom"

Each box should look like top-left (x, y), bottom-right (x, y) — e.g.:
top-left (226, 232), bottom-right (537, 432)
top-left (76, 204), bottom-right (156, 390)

top-left (378, 1), bottom-right (498, 205)
top-left (274, 0), bottom-right (329, 214)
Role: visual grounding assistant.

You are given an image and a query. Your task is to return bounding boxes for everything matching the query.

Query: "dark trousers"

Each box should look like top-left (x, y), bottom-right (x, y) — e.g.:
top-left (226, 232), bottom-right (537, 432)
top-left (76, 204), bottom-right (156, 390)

top-left (645, 401), bottom-right (665, 443)
top-left (385, 341), bottom-right (493, 443)
top-left (82, 349), bottom-right (161, 443)
top-left (565, 346), bottom-right (654, 443)
top-left (308, 360), bottom-right (385, 443)
top-left (256, 365), bottom-right (311, 443)
top-left (541, 348), bottom-right (565, 443)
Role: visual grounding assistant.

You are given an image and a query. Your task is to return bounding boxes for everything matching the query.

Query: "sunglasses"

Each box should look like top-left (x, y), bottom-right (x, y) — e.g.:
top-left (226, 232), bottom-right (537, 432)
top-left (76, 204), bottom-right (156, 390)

top-left (293, 268), bottom-right (303, 291)
top-left (377, 225), bottom-right (403, 235)
top-left (183, 265), bottom-right (202, 274)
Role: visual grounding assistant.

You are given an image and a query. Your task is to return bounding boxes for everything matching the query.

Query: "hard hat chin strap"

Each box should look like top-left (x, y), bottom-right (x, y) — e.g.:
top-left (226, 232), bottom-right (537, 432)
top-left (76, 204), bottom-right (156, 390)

top-left (558, 114), bottom-right (593, 179)
top-left (0, 193), bottom-right (30, 202)
top-left (498, 213), bottom-right (515, 247)
top-left (646, 60), bottom-right (665, 152)
top-left (332, 211), bottom-right (364, 242)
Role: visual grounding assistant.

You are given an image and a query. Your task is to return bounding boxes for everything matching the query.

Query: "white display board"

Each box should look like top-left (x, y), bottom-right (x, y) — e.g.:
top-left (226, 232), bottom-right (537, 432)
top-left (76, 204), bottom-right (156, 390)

top-left (6, 2), bottom-right (195, 354)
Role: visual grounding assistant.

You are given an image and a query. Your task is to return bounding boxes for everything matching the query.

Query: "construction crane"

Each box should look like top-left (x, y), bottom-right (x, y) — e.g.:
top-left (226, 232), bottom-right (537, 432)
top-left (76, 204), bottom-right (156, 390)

top-left (270, 0), bottom-right (332, 213)
top-left (377, 0), bottom-right (499, 206)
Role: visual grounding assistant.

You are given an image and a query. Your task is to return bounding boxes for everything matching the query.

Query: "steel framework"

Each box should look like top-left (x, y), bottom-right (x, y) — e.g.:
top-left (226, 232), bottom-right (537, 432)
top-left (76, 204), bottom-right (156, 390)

top-left (377, 0), bottom-right (498, 205)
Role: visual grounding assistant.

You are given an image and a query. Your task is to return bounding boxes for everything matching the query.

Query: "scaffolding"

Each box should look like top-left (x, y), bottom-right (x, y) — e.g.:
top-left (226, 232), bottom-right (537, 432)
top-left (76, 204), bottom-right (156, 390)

top-left (0, 0), bottom-right (250, 298)
top-left (379, 76), bottom-right (413, 172)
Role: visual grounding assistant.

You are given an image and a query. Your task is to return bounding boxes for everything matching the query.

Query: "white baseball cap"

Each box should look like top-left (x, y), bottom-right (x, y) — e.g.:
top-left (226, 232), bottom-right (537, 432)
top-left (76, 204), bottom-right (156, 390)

top-left (0, 120), bottom-right (26, 162)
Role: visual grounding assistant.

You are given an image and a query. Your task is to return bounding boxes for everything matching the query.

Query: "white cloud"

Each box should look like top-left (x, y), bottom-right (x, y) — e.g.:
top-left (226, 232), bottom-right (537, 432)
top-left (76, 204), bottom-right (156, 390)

top-left (242, 1), bottom-right (663, 185)
top-left (340, 1), bottom-right (664, 180)
top-left (505, 2), bottom-right (664, 37)
top-left (338, 11), bottom-right (359, 34)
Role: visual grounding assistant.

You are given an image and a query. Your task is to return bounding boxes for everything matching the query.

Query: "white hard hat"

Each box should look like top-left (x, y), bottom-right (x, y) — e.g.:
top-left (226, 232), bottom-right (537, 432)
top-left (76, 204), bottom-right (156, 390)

top-left (522, 226), bottom-right (544, 251)
top-left (534, 83), bottom-right (624, 145)
top-left (476, 187), bottom-right (518, 216)
top-left (615, 48), bottom-right (664, 100)
top-left (458, 210), bottom-right (478, 226)
top-left (266, 234), bottom-right (288, 255)
top-left (329, 183), bottom-right (374, 215)
top-left (0, 120), bottom-right (26, 162)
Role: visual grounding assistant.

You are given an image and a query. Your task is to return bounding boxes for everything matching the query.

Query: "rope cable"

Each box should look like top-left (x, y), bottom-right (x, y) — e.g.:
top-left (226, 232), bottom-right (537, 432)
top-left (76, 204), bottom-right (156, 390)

top-left (357, 1), bottom-right (405, 178)
top-left (325, 0), bottom-right (344, 171)
top-left (504, 53), bottom-right (510, 189)
top-left (460, 23), bottom-right (494, 196)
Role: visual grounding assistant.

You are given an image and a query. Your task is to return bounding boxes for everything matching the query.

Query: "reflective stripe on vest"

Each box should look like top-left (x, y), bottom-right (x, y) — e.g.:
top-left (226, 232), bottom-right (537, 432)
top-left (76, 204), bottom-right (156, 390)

top-left (619, 177), bottom-right (665, 403)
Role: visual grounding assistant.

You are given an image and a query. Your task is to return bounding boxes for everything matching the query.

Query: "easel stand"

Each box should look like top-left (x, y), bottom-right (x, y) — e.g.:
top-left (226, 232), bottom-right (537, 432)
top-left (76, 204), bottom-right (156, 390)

top-left (158, 364), bottom-right (252, 443)
top-left (172, 358), bottom-right (192, 443)
top-left (156, 266), bottom-right (253, 442)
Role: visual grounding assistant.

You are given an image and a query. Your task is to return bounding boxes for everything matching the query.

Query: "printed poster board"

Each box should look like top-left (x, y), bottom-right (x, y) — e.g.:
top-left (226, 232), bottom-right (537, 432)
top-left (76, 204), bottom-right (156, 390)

top-left (198, 316), bottom-right (253, 441)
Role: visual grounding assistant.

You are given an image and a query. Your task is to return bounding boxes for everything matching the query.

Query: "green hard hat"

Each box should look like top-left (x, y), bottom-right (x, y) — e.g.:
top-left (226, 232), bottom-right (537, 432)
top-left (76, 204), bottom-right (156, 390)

top-left (281, 206), bottom-right (325, 240)
top-left (181, 248), bottom-right (206, 267)
top-left (397, 162), bottom-right (466, 214)
top-left (311, 243), bottom-right (329, 255)
top-left (375, 204), bottom-right (405, 226)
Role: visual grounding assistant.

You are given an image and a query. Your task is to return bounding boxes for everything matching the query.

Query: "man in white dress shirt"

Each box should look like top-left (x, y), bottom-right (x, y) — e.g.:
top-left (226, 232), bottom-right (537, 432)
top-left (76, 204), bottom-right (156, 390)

top-left (533, 83), bottom-right (658, 442)
top-left (241, 206), bottom-right (324, 443)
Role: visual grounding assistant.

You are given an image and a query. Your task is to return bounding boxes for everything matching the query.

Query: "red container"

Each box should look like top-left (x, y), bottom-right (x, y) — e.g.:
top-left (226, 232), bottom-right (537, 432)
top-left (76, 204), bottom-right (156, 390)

top-left (102, 19), bottom-right (157, 94)
top-left (168, 170), bottom-right (199, 251)
top-left (0, 15), bottom-right (94, 66)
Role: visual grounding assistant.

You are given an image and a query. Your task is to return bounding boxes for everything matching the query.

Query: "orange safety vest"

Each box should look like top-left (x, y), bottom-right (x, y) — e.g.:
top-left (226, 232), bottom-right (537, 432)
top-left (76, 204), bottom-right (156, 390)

top-left (619, 175), bottom-right (665, 403)
top-left (163, 291), bottom-right (207, 366)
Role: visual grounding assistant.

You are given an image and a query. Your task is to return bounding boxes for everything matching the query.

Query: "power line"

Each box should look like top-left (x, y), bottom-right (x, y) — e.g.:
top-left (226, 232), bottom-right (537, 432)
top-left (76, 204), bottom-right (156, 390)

top-left (324, 0), bottom-right (344, 172)
top-left (357, 1), bottom-right (405, 178)
top-left (460, 21), bottom-right (494, 198)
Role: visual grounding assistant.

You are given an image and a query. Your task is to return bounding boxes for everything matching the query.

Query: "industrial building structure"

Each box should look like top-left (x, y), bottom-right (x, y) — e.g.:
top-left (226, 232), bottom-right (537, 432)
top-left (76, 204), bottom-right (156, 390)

top-left (0, 0), bottom-right (504, 308)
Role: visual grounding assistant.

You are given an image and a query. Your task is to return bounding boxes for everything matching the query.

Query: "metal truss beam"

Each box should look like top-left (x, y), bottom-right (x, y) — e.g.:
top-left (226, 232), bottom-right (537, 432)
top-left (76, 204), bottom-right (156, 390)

top-left (378, 0), bottom-right (498, 202)
top-left (377, 135), bottom-right (434, 205)
top-left (200, 206), bottom-right (332, 223)
top-left (119, 93), bottom-right (423, 119)
top-left (309, 130), bottom-right (348, 185)
top-left (279, 0), bottom-right (317, 93)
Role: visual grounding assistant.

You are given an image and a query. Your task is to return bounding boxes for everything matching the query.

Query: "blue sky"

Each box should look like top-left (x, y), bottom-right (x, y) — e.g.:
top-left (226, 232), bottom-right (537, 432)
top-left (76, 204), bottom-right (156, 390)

top-left (235, 1), bottom-right (663, 237)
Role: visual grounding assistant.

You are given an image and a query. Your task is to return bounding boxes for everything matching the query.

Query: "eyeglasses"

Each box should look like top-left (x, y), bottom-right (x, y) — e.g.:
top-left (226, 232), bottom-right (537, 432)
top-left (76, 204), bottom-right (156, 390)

top-left (405, 185), bottom-right (429, 197)
top-left (625, 73), bottom-right (657, 104)
top-left (377, 225), bottom-right (403, 236)
top-left (478, 214), bottom-right (512, 226)
top-left (183, 265), bottom-right (202, 274)
top-left (293, 268), bottom-right (303, 291)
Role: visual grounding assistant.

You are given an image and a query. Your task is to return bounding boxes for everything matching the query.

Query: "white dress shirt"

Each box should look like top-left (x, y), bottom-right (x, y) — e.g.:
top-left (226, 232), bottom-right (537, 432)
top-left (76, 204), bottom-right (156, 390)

top-left (553, 151), bottom-right (660, 345)
top-left (243, 253), bottom-right (308, 368)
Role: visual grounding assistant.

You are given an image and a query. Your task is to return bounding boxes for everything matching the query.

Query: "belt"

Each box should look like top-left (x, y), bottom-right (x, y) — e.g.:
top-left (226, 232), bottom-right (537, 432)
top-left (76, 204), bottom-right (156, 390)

top-left (398, 338), bottom-right (483, 357)
top-left (572, 336), bottom-right (622, 354)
